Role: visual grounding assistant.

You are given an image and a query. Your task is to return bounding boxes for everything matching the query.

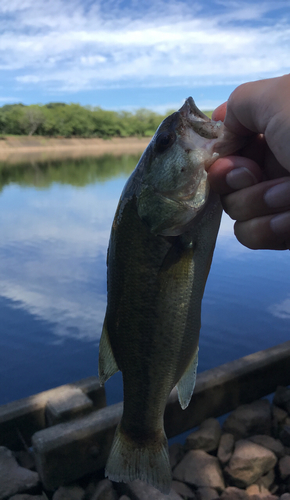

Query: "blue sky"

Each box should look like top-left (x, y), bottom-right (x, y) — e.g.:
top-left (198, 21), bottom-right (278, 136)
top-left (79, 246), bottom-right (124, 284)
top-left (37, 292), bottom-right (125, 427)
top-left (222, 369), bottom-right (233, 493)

top-left (0, 0), bottom-right (289, 111)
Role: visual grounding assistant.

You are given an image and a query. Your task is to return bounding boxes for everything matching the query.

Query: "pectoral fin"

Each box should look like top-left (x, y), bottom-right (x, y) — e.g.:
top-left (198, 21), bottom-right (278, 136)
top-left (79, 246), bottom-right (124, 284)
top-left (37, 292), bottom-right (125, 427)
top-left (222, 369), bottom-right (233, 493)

top-left (176, 347), bottom-right (199, 410)
top-left (98, 313), bottom-right (119, 385)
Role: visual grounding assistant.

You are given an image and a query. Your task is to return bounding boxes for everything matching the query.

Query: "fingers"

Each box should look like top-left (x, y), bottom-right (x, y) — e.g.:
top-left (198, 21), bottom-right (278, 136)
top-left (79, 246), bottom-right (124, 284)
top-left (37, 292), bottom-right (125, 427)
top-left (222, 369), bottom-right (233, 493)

top-left (224, 75), bottom-right (290, 171)
top-left (221, 177), bottom-right (290, 250)
top-left (210, 74), bottom-right (290, 250)
top-left (234, 213), bottom-right (290, 250)
top-left (222, 177), bottom-right (290, 221)
top-left (208, 154), bottom-right (290, 249)
top-left (225, 76), bottom-right (290, 134)
top-left (212, 102), bottom-right (227, 122)
top-left (208, 156), bottom-right (263, 195)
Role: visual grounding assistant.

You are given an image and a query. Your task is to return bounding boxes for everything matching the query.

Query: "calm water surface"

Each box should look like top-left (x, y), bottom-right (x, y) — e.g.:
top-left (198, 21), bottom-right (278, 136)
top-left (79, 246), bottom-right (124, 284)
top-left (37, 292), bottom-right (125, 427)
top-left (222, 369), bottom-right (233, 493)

top-left (0, 154), bottom-right (290, 407)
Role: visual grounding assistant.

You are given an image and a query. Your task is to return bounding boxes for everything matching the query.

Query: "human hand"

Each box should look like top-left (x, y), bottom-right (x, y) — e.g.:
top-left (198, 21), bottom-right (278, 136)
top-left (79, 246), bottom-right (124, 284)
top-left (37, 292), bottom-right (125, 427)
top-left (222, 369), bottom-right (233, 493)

top-left (208, 74), bottom-right (290, 250)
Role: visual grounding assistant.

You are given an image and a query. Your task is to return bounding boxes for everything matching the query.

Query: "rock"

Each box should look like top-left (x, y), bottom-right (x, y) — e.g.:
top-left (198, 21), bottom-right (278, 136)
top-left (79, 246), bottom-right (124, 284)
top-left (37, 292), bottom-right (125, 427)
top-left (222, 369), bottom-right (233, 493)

top-left (85, 482), bottom-right (97, 499)
top-left (0, 446), bottom-right (39, 500)
top-left (171, 481), bottom-right (196, 498)
top-left (223, 400), bottom-right (271, 440)
top-left (119, 497), bottom-right (131, 500)
top-left (9, 496), bottom-right (44, 500)
top-left (280, 426), bottom-right (290, 447)
top-left (124, 480), bottom-right (182, 499)
top-left (224, 440), bottom-right (277, 488)
top-left (173, 449), bottom-right (225, 493)
top-left (195, 487), bottom-right (219, 500)
top-left (272, 405), bottom-right (288, 425)
top-left (273, 387), bottom-right (290, 414)
top-left (217, 433), bottom-right (235, 465)
top-left (90, 479), bottom-right (118, 500)
top-left (255, 469), bottom-right (275, 490)
top-left (280, 494), bottom-right (290, 500)
top-left (245, 484), bottom-right (278, 499)
top-left (52, 485), bottom-right (85, 500)
top-left (220, 486), bottom-right (249, 500)
top-left (186, 418), bottom-right (221, 453)
top-left (279, 456), bottom-right (290, 480)
top-left (13, 451), bottom-right (36, 470)
top-left (169, 443), bottom-right (185, 469)
top-left (248, 435), bottom-right (285, 458)
top-left (272, 406), bottom-right (287, 440)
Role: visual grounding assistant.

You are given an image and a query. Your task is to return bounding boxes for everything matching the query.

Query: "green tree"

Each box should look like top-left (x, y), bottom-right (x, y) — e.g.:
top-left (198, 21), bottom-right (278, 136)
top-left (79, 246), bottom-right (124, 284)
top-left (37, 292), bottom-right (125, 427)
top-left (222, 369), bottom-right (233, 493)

top-left (20, 105), bottom-right (45, 135)
top-left (0, 102), bottom-right (204, 138)
top-left (1, 105), bottom-right (26, 135)
top-left (0, 111), bottom-right (6, 133)
top-left (91, 108), bottom-right (124, 137)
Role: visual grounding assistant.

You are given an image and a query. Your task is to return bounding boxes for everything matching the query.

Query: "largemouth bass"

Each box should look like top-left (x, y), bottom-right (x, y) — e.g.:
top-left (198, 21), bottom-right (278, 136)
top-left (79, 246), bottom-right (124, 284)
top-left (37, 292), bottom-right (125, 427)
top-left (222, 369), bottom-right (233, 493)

top-left (98, 98), bottom-right (245, 493)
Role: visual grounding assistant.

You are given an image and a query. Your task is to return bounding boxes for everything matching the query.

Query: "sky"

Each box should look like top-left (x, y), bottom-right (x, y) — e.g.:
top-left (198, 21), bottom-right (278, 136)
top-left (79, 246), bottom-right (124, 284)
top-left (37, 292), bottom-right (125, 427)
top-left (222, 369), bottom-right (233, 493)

top-left (0, 0), bottom-right (289, 111)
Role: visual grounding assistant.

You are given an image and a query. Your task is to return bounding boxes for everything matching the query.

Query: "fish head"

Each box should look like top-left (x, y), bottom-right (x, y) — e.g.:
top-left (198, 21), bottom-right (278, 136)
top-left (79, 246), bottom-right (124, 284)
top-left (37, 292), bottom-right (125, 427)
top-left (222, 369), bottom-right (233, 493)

top-left (125, 97), bottom-right (245, 236)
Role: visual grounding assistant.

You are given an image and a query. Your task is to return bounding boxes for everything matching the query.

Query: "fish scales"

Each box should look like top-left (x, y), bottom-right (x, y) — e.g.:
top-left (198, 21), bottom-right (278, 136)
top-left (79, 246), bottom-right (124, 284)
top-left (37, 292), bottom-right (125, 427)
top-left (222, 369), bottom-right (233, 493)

top-left (98, 98), bottom-right (246, 493)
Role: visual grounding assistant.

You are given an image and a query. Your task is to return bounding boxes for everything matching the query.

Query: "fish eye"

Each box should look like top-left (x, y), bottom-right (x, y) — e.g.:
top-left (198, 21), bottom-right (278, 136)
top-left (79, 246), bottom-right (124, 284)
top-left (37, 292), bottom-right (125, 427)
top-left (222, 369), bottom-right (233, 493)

top-left (155, 131), bottom-right (176, 154)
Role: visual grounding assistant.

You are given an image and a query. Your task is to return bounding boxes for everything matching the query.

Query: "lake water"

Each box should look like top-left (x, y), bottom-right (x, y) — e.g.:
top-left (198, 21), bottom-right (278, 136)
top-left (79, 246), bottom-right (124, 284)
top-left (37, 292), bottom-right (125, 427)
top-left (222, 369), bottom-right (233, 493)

top-left (0, 154), bottom-right (290, 408)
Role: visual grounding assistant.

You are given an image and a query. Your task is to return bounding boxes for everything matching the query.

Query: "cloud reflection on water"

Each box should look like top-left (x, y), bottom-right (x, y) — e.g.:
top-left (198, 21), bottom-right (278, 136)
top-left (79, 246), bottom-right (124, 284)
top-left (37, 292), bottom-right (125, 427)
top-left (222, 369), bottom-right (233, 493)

top-left (0, 180), bottom-right (122, 342)
top-left (269, 297), bottom-right (290, 320)
top-left (0, 166), bottom-right (289, 351)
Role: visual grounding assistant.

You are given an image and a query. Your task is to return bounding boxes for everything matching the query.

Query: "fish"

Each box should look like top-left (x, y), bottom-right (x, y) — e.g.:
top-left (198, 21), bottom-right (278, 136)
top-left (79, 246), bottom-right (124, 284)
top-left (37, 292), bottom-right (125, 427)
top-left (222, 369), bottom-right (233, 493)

top-left (98, 97), bottom-right (245, 494)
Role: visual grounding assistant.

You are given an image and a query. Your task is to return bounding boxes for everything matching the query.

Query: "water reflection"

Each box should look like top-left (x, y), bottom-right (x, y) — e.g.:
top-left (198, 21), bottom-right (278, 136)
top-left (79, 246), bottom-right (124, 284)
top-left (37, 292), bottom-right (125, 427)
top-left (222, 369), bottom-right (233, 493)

top-left (0, 154), bottom-right (141, 403)
top-left (0, 154), bottom-right (141, 190)
top-left (0, 155), bottom-right (140, 342)
top-left (0, 153), bottom-right (290, 406)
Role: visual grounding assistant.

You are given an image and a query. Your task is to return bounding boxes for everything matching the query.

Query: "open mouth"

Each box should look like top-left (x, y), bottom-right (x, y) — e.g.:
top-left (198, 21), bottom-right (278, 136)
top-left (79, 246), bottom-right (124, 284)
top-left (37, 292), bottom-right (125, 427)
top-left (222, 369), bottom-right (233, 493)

top-left (179, 97), bottom-right (211, 122)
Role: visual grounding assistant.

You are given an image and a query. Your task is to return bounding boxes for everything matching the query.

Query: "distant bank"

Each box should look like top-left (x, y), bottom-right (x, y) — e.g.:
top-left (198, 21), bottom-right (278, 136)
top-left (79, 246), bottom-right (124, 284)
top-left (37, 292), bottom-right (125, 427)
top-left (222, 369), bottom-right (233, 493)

top-left (0, 136), bottom-right (152, 164)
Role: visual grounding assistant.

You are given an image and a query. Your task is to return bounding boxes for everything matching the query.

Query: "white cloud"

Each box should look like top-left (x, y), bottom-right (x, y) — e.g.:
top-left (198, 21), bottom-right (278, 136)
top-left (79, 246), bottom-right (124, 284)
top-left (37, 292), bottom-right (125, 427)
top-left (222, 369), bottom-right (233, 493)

top-left (1, 0), bottom-right (289, 94)
top-left (269, 296), bottom-right (290, 319)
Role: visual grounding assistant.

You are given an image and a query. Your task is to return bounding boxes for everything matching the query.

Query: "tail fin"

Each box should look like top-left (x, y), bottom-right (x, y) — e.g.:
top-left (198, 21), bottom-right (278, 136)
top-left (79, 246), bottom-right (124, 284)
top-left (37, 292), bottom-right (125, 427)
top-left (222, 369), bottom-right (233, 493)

top-left (105, 423), bottom-right (172, 494)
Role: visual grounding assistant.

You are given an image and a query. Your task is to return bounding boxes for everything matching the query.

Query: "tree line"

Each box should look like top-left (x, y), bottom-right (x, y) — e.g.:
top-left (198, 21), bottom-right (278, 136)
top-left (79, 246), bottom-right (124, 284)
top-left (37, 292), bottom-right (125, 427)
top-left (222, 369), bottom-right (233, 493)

top-left (0, 102), bottom-right (174, 138)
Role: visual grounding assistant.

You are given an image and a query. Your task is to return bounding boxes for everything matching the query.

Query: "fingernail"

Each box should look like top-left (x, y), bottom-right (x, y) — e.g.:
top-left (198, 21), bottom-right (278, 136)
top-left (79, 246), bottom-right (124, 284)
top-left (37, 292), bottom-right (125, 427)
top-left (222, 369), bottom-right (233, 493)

top-left (270, 212), bottom-right (290, 234)
top-left (226, 167), bottom-right (258, 190)
top-left (264, 182), bottom-right (290, 208)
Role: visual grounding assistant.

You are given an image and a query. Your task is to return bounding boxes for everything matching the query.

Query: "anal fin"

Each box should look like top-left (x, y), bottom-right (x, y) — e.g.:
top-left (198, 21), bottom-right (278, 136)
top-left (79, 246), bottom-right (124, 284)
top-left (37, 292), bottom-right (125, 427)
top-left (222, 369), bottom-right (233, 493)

top-left (176, 346), bottom-right (199, 410)
top-left (98, 312), bottom-right (119, 385)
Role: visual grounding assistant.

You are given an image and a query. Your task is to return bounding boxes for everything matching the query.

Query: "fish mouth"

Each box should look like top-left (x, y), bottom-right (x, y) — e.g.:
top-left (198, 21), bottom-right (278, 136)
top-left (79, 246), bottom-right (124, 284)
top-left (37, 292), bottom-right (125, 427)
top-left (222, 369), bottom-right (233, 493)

top-left (179, 97), bottom-right (212, 123)
top-left (179, 97), bottom-right (222, 143)
top-left (176, 97), bottom-right (223, 174)
top-left (179, 97), bottom-right (247, 166)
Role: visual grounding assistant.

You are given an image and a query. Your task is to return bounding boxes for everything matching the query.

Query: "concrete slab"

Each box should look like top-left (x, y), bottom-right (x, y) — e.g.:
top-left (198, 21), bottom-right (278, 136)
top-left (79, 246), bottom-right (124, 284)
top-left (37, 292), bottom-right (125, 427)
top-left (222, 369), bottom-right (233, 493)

top-left (46, 386), bottom-right (93, 425)
top-left (32, 403), bottom-right (122, 490)
top-left (0, 376), bottom-right (105, 449)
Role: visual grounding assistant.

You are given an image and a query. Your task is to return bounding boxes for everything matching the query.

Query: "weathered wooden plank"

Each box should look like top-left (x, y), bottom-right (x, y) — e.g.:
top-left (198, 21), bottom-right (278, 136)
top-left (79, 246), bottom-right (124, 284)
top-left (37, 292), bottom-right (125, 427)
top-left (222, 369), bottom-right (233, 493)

top-left (0, 376), bottom-right (106, 449)
top-left (32, 340), bottom-right (290, 490)
top-left (33, 402), bottom-right (122, 489)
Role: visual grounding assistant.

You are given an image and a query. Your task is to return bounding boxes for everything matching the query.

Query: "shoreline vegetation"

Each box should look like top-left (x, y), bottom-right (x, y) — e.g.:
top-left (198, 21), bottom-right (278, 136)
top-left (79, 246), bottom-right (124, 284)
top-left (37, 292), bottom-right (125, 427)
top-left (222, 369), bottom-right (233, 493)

top-left (0, 103), bottom-right (174, 138)
top-left (0, 103), bottom-right (212, 164)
